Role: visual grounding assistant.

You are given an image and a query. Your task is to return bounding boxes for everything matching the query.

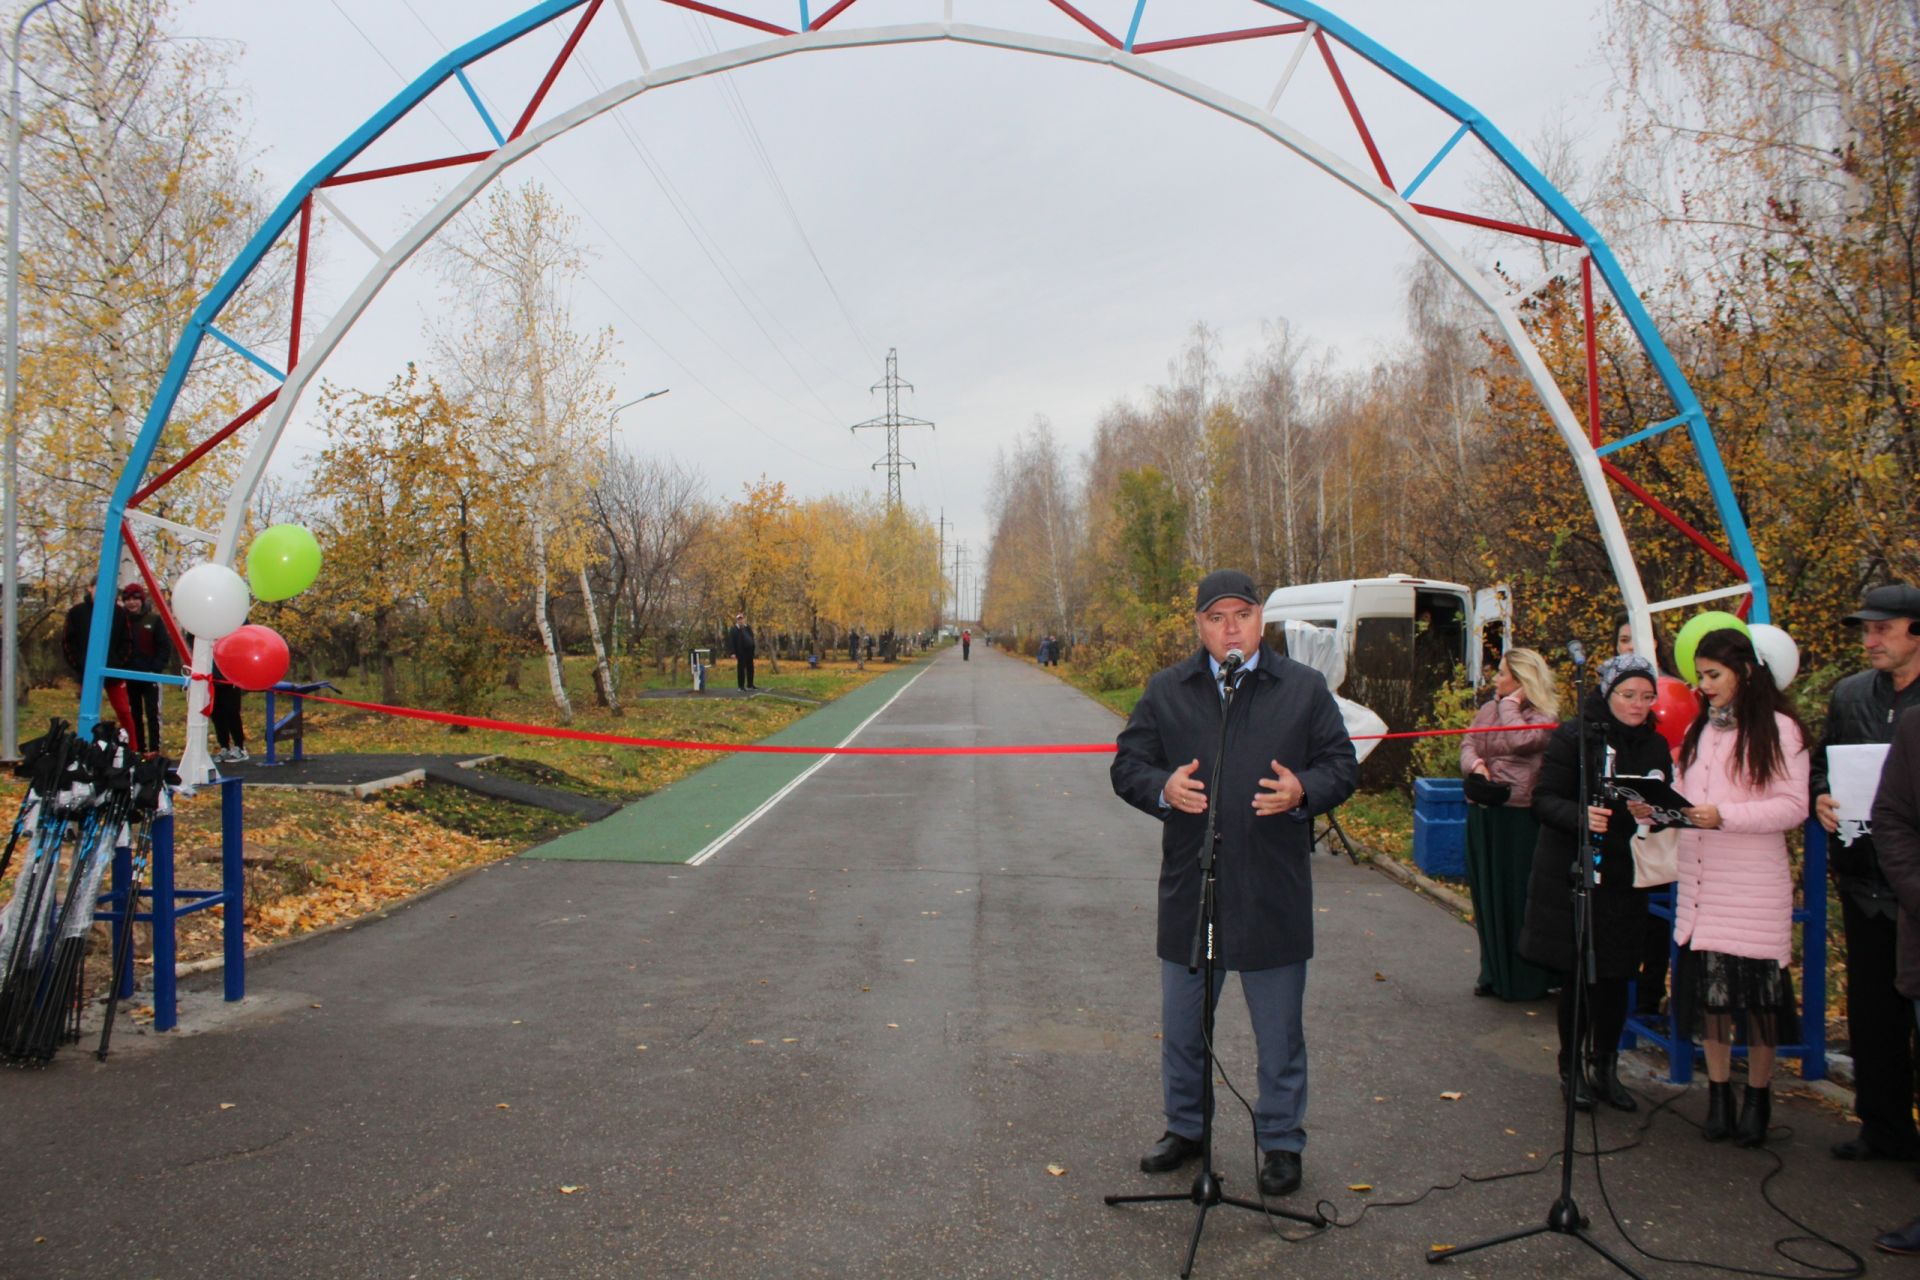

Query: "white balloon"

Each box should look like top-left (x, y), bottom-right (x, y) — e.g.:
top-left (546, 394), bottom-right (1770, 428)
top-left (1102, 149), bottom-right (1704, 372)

top-left (1749, 623), bottom-right (1800, 691)
top-left (171, 563), bottom-right (251, 640)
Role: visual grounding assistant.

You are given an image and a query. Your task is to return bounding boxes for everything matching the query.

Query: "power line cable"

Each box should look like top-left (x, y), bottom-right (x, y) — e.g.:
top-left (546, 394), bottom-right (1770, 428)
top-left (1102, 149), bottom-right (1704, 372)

top-left (340, 0), bottom-right (865, 466)
top-left (685, 14), bottom-right (880, 372)
top-left (566, 46), bottom-right (851, 423)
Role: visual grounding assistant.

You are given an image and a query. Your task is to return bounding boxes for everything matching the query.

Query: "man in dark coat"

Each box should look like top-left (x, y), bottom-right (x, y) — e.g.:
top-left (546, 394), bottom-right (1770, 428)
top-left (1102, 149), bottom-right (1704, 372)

top-left (1111, 569), bottom-right (1358, 1199)
top-left (1812, 583), bottom-right (1920, 1162)
top-left (1872, 706), bottom-right (1920, 1254)
top-left (727, 612), bottom-right (757, 691)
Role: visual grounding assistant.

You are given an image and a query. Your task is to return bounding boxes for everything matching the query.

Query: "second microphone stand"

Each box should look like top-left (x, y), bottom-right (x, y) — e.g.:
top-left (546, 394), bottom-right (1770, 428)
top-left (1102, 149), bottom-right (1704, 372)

top-left (1106, 661), bottom-right (1323, 1279)
top-left (1424, 646), bottom-right (1646, 1278)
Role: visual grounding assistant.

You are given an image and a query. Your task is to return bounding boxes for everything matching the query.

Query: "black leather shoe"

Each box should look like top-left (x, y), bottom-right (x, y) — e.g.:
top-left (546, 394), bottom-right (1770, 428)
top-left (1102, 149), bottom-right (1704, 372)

top-left (1877, 1215), bottom-right (1920, 1255)
top-left (1139, 1131), bottom-right (1203, 1174)
top-left (1473, 982), bottom-right (1495, 998)
top-left (1259, 1149), bottom-right (1302, 1197)
top-left (1587, 1053), bottom-right (1639, 1112)
top-left (1703, 1081), bottom-right (1734, 1141)
top-left (1734, 1083), bottom-right (1771, 1148)
top-left (1832, 1137), bottom-right (1920, 1162)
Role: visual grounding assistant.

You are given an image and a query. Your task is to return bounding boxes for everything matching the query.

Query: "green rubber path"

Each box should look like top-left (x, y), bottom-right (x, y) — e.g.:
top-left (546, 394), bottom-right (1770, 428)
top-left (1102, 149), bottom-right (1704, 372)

top-left (521, 661), bottom-right (926, 863)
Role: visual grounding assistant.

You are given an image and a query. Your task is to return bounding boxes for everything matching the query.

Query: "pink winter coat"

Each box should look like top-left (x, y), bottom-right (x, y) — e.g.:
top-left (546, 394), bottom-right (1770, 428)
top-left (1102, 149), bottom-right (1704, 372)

top-left (1459, 693), bottom-right (1557, 808)
top-left (1672, 713), bottom-right (1810, 966)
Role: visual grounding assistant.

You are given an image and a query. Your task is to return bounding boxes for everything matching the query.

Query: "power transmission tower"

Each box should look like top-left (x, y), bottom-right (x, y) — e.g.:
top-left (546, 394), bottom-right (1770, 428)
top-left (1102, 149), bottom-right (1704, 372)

top-left (952, 542), bottom-right (967, 623)
top-left (935, 510), bottom-right (950, 625)
top-left (850, 348), bottom-right (934, 509)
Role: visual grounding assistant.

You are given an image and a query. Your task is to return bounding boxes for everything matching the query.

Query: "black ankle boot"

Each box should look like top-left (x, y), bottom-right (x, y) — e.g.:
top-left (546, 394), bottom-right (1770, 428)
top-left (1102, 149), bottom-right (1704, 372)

top-left (1703, 1081), bottom-right (1734, 1141)
top-left (1588, 1053), bottom-right (1640, 1112)
top-left (1560, 1057), bottom-right (1594, 1112)
top-left (1734, 1083), bottom-right (1771, 1148)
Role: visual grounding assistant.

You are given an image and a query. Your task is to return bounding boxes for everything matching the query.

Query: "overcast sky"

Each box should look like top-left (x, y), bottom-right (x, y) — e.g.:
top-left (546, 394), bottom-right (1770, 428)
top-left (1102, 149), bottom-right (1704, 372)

top-left (172, 0), bottom-right (1615, 609)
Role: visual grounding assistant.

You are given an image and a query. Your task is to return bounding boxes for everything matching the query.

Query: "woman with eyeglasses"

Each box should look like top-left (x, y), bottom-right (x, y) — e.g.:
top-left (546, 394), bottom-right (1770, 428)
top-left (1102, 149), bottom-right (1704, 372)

top-left (1519, 653), bottom-right (1671, 1113)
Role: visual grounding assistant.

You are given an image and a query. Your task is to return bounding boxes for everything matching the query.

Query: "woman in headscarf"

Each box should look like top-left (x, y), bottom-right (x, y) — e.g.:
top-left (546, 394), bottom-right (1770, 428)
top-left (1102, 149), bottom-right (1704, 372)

top-left (1460, 648), bottom-right (1559, 1001)
top-left (1519, 653), bottom-right (1671, 1112)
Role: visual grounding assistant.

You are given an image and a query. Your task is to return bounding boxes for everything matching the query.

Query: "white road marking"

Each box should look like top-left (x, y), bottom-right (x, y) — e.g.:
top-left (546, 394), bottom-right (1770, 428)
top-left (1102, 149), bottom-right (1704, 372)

top-left (686, 664), bottom-right (935, 867)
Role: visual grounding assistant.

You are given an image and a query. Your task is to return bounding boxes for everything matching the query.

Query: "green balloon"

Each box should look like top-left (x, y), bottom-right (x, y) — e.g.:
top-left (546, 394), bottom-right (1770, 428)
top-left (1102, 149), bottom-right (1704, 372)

top-left (246, 524), bottom-right (322, 602)
top-left (1673, 610), bottom-right (1751, 684)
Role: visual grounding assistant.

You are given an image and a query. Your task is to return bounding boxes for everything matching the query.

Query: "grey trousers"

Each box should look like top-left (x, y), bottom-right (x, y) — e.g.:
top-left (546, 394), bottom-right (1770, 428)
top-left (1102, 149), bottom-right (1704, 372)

top-left (1160, 958), bottom-right (1309, 1154)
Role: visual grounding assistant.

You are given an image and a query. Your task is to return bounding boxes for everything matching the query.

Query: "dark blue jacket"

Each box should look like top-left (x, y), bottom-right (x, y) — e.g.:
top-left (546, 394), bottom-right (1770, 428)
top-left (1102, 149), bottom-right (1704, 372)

top-left (1111, 641), bottom-right (1358, 970)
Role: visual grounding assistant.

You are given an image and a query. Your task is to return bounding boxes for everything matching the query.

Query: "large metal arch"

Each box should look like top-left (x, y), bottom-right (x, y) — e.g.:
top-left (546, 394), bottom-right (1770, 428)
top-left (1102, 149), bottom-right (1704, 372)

top-left (82, 2), bottom-right (1764, 775)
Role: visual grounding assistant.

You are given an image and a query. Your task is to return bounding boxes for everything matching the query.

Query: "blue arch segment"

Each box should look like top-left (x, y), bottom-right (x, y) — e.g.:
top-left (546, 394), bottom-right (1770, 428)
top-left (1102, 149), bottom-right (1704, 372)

top-left (84, 1), bottom-right (1767, 732)
top-left (79, 0), bottom-right (594, 729)
top-left (1251, 1), bottom-right (1767, 622)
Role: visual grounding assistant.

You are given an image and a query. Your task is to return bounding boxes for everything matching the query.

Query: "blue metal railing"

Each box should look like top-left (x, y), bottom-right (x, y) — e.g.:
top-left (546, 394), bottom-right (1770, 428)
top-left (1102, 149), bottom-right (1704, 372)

top-left (96, 776), bottom-right (244, 1032)
top-left (262, 680), bottom-right (336, 766)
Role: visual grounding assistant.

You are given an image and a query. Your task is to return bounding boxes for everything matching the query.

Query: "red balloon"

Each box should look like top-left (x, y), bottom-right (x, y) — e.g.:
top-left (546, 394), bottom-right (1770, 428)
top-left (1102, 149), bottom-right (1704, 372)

top-left (212, 624), bottom-right (289, 692)
top-left (1651, 675), bottom-right (1698, 755)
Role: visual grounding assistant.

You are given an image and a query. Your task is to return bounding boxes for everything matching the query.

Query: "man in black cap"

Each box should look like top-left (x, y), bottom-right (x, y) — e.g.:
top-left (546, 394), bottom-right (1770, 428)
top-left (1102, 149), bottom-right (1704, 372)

top-left (1111, 569), bottom-right (1358, 1198)
top-left (1814, 583), bottom-right (1920, 1161)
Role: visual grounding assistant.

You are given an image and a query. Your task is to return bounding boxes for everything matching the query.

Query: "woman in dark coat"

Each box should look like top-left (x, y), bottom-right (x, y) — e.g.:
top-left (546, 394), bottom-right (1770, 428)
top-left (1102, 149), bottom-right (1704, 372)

top-left (1519, 652), bottom-right (1671, 1112)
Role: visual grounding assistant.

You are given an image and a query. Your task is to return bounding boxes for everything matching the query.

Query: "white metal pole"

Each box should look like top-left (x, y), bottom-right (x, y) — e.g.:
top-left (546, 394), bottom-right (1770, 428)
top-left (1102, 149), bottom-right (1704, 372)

top-left (3, 0), bottom-right (60, 762)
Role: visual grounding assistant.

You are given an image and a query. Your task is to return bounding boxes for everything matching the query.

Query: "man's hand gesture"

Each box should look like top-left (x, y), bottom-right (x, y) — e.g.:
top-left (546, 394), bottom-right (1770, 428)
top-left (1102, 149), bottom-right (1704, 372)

top-left (1254, 761), bottom-right (1304, 816)
top-left (1163, 759), bottom-right (1207, 814)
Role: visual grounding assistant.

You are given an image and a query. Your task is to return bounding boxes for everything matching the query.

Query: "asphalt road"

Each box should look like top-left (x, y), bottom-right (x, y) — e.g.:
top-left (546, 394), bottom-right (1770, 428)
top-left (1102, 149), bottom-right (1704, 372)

top-left (0, 644), bottom-right (1907, 1278)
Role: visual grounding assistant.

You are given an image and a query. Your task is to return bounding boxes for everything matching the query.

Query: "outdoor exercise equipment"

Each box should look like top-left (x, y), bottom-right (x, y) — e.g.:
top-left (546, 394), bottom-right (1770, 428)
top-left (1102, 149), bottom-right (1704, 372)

top-left (77, 0), bottom-right (1772, 759)
top-left (1673, 610), bottom-right (1750, 684)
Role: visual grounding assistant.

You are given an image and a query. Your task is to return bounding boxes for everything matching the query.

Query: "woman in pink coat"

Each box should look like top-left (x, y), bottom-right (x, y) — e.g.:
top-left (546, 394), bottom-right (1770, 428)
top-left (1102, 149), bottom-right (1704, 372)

top-left (1672, 627), bottom-right (1810, 1148)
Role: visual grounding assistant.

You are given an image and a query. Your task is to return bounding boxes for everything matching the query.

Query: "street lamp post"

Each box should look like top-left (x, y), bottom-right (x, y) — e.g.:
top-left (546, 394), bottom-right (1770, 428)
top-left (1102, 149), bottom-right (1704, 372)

top-left (605, 387), bottom-right (669, 452)
top-left (602, 388), bottom-right (667, 656)
top-left (3, 0), bottom-right (63, 762)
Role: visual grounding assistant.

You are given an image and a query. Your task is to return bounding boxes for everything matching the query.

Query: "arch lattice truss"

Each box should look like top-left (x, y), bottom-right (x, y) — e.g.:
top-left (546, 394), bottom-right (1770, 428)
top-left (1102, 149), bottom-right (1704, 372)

top-left (83, 0), bottom-right (1768, 765)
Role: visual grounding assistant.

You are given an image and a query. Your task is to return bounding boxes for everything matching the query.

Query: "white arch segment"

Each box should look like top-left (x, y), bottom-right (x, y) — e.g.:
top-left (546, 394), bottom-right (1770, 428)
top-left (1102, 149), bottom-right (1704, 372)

top-left (178, 21), bottom-right (1651, 773)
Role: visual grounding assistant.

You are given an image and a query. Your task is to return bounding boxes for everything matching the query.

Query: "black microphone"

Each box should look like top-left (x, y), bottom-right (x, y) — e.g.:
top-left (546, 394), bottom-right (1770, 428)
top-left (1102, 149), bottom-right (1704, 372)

top-left (1567, 639), bottom-right (1587, 667)
top-left (1219, 647), bottom-right (1245, 681)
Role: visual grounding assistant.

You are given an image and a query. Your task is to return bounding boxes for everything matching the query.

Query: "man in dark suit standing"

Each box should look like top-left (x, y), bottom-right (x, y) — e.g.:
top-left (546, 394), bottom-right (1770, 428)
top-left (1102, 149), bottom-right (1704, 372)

top-left (728, 612), bottom-right (757, 691)
top-left (1111, 569), bottom-right (1358, 1200)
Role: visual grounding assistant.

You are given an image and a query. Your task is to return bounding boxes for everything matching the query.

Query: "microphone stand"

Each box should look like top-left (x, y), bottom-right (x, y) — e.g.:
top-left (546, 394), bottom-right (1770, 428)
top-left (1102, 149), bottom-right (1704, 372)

top-left (1106, 660), bottom-right (1322, 1279)
top-left (1425, 647), bottom-right (1646, 1277)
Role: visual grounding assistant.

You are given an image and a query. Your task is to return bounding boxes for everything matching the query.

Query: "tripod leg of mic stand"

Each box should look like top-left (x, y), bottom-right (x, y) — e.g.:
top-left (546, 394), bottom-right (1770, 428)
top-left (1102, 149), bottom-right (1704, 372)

top-left (1182, 1201), bottom-right (1210, 1280)
top-left (1427, 1222), bottom-right (1553, 1264)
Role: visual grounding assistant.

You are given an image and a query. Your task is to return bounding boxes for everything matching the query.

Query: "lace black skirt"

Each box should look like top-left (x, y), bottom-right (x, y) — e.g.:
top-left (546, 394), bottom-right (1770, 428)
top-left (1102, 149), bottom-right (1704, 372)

top-left (1673, 944), bottom-right (1800, 1047)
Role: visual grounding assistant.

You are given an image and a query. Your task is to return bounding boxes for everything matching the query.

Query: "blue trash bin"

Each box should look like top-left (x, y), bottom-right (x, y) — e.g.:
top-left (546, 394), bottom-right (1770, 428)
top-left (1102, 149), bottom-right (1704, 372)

top-left (1412, 777), bottom-right (1468, 878)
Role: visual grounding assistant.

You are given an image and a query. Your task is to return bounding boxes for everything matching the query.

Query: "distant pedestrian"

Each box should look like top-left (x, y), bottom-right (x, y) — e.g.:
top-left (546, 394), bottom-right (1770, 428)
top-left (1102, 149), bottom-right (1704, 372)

top-left (119, 584), bottom-right (167, 755)
top-left (848, 630), bottom-right (862, 668)
top-left (728, 612), bottom-right (757, 691)
top-left (961, 628), bottom-right (971, 661)
top-left (866, 635), bottom-right (875, 663)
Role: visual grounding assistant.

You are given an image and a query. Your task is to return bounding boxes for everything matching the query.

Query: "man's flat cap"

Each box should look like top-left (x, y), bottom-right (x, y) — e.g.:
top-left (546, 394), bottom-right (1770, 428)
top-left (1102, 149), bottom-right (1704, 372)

top-left (1195, 569), bottom-right (1260, 613)
top-left (1844, 583), bottom-right (1920, 625)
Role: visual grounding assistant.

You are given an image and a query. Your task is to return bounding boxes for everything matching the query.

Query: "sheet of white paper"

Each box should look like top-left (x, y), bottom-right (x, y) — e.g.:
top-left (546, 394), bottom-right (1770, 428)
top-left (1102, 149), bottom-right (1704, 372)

top-left (1829, 743), bottom-right (1892, 847)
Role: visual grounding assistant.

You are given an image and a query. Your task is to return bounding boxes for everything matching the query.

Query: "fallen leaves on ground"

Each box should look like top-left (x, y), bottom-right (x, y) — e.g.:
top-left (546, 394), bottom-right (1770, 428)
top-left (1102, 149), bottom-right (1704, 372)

top-left (244, 808), bottom-right (509, 944)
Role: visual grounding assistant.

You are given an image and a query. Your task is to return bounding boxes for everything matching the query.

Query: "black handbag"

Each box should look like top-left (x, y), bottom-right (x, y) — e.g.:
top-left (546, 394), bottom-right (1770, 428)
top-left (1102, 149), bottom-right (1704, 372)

top-left (1463, 771), bottom-right (1512, 807)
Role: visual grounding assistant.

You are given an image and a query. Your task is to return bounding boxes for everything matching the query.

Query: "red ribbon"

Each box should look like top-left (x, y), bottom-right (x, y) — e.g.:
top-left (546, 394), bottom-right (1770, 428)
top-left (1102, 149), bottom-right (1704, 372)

top-left (225, 681), bottom-right (1552, 757)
